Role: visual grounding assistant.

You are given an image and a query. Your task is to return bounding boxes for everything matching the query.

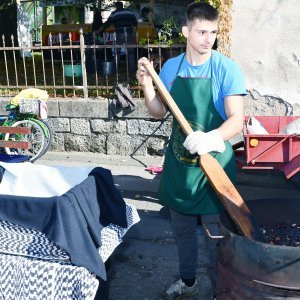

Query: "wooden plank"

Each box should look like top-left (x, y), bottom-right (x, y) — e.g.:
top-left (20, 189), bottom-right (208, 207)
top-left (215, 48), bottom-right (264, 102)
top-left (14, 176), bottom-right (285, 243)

top-left (0, 140), bottom-right (30, 149)
top-left (0, 126), bottom-right (31, 135)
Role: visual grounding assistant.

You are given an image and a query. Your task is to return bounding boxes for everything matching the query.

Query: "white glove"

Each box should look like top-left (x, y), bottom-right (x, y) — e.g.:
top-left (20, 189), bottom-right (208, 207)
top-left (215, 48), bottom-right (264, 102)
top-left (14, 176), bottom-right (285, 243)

top-left (183, 129), bottom-right (225, 155)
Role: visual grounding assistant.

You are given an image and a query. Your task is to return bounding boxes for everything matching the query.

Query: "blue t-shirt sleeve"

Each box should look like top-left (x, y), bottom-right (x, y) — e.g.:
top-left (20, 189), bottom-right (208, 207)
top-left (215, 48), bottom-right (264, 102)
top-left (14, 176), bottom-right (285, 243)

top-left (222, 62), bottom-right (247, 97)
top-left (212, 54), bottom-right (247, 120)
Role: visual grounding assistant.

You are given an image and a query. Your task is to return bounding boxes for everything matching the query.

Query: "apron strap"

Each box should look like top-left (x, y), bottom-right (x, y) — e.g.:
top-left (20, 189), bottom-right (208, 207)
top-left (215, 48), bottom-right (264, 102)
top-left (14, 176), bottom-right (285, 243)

top-left (176, 53), bottom-right (186, 75)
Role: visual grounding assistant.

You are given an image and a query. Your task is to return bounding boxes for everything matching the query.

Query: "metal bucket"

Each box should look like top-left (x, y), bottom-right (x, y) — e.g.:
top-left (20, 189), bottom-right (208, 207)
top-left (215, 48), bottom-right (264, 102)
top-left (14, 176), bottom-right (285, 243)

top-left (217, 198), bottom-right (300, 299)
top-left (64, 64), bottom-right (82, 77)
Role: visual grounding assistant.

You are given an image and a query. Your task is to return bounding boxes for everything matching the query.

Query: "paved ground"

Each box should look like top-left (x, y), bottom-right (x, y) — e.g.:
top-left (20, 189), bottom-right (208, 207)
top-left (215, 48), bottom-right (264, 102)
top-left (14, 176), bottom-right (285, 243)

top-left (37, 152), bottom-right (300, 300)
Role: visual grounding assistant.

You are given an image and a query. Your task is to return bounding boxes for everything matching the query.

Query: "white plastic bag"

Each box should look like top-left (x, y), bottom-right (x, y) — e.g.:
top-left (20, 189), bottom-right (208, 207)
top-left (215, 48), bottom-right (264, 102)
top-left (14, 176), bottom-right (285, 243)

top-left (279, 118), bottom-right (300, 134)
top-left (247, 116), bottom-right (269, 134)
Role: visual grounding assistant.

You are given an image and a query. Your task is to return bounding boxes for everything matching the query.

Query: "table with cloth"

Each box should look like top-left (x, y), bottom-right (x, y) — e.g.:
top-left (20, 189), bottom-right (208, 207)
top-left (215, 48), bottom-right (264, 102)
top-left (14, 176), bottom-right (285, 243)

top-left (0, 162), bottom-right (140, 299)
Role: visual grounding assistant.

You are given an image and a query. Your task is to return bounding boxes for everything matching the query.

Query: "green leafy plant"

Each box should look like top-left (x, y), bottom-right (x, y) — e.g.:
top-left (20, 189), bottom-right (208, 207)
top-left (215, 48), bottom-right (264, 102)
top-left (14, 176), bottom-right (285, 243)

top-left (154, 17), bottom-right (180, 46)
top-left (138, 38), bottom-right (148, 46)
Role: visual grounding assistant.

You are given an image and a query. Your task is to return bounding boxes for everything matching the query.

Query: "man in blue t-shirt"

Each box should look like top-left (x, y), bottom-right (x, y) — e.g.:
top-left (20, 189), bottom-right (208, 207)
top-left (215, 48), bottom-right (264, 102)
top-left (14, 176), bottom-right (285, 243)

top-left (136, 2), bottom-right (246, 299)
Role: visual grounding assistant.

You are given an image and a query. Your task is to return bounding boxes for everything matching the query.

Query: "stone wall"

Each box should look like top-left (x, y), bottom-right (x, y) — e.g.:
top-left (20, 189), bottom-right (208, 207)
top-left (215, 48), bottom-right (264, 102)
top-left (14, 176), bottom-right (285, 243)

top-left (0, 98), bottom-right (172, 156)
top-left (1, 93), bottom-right (299, 154)
top-left (47, 98), bottom-right (172, 155)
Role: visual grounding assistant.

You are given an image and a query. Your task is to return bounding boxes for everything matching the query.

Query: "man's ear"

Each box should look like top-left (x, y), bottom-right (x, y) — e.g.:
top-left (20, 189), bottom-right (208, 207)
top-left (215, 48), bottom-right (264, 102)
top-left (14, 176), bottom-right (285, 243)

top-left (182, 26), bottom-right (189, 38)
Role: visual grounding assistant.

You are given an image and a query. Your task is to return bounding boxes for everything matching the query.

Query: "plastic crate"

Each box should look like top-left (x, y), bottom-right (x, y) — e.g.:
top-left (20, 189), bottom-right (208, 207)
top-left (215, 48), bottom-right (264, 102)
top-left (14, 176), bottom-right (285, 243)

top-left (244, 116), bottom-right (300, 164)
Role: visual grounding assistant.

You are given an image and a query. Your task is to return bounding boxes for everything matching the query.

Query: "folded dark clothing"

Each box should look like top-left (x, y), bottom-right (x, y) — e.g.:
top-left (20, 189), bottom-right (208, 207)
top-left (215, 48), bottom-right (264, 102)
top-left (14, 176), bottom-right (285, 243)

top-left (89, 167), bottom-right (127, 228)
top-left (0, 154), bottom-right (30, 163)
top-left (0, 166), bottom-right (127, 280)
top-left (113, 83), bottom-right (136, 109)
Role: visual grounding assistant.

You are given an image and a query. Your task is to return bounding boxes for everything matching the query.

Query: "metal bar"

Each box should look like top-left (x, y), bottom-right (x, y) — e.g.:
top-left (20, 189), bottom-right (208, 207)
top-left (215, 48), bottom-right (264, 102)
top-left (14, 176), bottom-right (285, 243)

top-left (69, 33), bottom-right (76, 97)
top-left (41, 44), bottom-right (47, 88)
top-left (92, 32), bottom-right (99, 97)
top-left (49, 33), bottom-right (56, 97)
top-left (137, 31), bottom-right (141, 99)
top-left (124, 28), bottom-right (129, 80)
top-left (0, 43), bottom-right (179, 52)
top-left (113, 32), bottom-right (119, 84)
top-left (0, 85), bottom-right (84, 89)
top-left (59, 33), bottom-right (66, 97)
top-left (21, 41), bottom-right (28, 87)
top-left (2, 35), bottom-right (10, 87)
top-left (104, 37), bottom-right (109, 93)
top-left (11, 35), bottom-right (19, 89)
top-left (31, 34), bottom-right (37, 87)
top-left (80, 29), bottom-right (88, 99)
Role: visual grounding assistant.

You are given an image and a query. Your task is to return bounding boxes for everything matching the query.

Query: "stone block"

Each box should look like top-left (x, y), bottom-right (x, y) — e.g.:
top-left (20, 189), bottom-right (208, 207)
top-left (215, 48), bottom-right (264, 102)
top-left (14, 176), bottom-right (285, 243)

top-left (91, 119), bottom-right (126, 134)
top-left (107, 134), bottom-right (146, 156)
top-left (90, 133), bottom-right (107, 153)
top-left (50, 132), bottom-right (65, 152)
top-left (59, 99), bottom-right (108, 118)
top-left (47, 100), bottom-right (59, 117)
top-left (146, 137), bottom-right (168, 155)
top-left (127, 119), bottom-right (172, 136)
top-left (48, 117), bottom-right (70, 132)
top-left (70, 118), bottom-right (90, 135)
top-left (65, 133), bottom-right (90, 152)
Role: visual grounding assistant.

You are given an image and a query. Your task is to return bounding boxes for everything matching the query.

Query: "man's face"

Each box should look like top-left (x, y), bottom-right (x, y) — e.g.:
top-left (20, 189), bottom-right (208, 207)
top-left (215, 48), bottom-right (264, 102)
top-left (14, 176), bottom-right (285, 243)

top-left (182, 19), bottom-right (218, 55)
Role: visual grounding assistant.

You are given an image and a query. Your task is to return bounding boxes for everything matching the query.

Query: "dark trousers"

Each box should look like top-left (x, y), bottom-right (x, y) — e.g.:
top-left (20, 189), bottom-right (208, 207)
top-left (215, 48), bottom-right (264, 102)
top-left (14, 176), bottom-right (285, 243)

top-left (170, 209), bottom-right (220, 287)
top-left (115, 29), bottom-right (136, 73)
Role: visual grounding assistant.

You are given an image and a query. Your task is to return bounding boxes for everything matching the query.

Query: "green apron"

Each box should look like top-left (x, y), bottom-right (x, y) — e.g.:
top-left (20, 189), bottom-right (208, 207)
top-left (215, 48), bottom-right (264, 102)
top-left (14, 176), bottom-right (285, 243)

top-left (158, 53), bottom-right (236, 215)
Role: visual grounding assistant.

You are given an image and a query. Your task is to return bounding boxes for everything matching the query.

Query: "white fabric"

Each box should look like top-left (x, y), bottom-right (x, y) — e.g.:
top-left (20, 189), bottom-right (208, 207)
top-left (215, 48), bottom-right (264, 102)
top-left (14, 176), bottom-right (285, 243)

top-left (279, 118), bottom-right (300, 135)
top-left (0, 162), bottom-right (95, 197)
top-left (98, 205), bottom-right (140, 262)
top-left (247, 116), bottom-right (269, 134)
top-left (183, 129), bottom-right (225, 155)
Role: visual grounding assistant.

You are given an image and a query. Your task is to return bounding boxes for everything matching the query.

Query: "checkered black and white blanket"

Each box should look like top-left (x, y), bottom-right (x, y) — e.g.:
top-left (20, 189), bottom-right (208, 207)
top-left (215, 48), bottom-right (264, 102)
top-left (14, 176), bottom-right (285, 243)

top-left (0, 205), bottom-right (140, 300)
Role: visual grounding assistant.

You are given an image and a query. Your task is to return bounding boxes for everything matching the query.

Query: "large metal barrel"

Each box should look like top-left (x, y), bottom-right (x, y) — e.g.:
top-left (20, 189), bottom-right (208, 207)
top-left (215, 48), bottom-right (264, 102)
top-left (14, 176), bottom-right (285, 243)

top-left (217, 198), bottom-right (300, 299)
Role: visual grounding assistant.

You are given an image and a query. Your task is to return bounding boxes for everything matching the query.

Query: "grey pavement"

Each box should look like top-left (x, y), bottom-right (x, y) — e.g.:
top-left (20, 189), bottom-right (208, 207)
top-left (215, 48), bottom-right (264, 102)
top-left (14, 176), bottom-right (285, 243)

top-left (36, 151), bottom-right (300, 300)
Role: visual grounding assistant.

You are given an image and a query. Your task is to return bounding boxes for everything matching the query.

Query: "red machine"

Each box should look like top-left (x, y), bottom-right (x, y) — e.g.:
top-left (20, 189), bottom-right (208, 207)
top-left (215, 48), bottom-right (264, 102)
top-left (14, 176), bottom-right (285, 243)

top-left (235, 116), bottom-right (300, 179)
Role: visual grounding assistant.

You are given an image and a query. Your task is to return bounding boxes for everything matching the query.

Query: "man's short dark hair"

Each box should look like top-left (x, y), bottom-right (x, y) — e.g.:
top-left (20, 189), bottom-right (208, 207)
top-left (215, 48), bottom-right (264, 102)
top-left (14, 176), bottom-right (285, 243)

top-left (185, 1), bottom-right (219, 24)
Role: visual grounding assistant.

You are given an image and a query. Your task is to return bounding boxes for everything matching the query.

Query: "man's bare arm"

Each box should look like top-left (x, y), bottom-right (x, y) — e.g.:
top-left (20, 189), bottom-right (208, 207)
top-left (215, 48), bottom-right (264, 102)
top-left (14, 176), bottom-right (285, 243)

top-left (136, 57), bottom-right (168, 119)
top-left (217, 95), bottom-right (244, 141)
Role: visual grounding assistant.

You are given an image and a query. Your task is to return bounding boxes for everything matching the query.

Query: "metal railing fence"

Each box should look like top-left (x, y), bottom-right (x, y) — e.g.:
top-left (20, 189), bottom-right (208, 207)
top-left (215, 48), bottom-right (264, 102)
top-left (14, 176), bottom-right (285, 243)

top-left (0, 29), bottom-right (185, 99)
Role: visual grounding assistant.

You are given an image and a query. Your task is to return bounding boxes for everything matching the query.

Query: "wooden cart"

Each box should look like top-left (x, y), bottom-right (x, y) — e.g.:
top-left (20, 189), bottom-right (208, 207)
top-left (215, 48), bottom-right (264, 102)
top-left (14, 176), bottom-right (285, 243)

top-left (235, 116), bottom-right (300, 179)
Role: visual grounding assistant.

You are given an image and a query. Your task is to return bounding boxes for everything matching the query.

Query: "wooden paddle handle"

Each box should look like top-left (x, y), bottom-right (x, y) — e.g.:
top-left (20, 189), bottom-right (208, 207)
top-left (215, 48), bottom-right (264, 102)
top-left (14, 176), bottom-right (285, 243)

top-left (143, 62), bottom-right (265, 242)
top-left (143, 62), bottom-right (193, 136)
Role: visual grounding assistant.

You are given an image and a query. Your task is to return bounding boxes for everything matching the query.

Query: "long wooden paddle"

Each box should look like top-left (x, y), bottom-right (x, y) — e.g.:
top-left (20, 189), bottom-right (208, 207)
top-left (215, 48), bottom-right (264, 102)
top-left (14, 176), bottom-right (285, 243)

top-left (143, 62), bottom-right (265, 242)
